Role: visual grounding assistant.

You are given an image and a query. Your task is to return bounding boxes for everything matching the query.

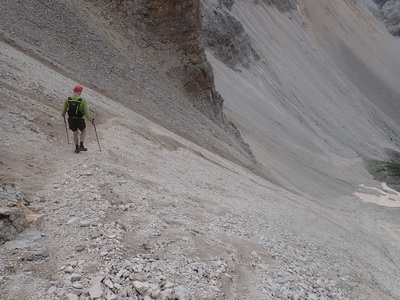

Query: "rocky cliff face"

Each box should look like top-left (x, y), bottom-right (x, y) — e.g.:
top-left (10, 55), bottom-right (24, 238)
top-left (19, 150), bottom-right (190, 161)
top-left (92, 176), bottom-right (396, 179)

top-left (200, 0), bottom-right (297, 69)
top-left (201, 0), bottom-right (260, 69)
top-left (123, 0), bottom-right (226, 124)
top-left (373, 0), bottom-right (390, 9)
top-left (96, 0), bottom-right (253, 158)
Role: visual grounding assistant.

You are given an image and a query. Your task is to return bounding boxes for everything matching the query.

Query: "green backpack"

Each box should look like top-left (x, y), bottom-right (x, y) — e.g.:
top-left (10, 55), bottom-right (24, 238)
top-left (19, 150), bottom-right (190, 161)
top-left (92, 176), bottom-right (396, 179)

top-left (67, 97), bottom-right (84, 118)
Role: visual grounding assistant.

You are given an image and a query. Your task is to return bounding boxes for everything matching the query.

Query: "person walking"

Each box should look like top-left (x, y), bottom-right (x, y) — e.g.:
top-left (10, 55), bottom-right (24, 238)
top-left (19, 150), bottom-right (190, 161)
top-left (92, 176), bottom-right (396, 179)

top-left (62, 85), bottom-right (94, 153)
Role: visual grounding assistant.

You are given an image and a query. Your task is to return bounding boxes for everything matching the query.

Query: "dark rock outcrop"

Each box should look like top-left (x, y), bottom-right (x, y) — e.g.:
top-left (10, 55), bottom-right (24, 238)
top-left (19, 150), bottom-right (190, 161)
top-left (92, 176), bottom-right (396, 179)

top-left (201, 1), bottom-right (260, 69)
top-left (120, 0), bottom-right (226, 124)
top-left (373, 0), bottom-right (390, 9)
top-left (369, 0), bottom-right (400, 37)
top-left (88, 0), bottom-right (253, 159)
top-left (0, 208), bottom-right (29, 244)
top-left (200, 0), bottom-right (297, 70)
top-left (0, 185), bottom-right (30, 243)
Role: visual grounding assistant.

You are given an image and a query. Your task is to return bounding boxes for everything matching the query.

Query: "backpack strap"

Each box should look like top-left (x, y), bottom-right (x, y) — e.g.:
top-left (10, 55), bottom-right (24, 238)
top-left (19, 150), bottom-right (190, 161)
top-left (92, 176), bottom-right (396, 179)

top-left (68, 97), bottom-right (82, 102)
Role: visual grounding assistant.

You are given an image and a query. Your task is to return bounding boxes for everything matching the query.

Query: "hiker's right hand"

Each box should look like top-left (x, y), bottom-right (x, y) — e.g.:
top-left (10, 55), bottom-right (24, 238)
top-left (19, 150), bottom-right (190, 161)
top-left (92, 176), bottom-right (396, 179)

top-left (91, 118), bottom-right (95, 125)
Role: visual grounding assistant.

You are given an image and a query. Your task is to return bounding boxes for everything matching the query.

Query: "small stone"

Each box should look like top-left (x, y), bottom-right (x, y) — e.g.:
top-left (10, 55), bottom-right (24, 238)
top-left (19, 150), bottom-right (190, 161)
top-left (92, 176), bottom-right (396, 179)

top-left (89, 275), bottom-right (104, 299)
top-left (104, 278), bottom-right (114, 289)
top-left (107, 294), bottom-right (118, 300)
top-left (114, 283), bottom-right (122, 290)
top-left (117, 287), bottom-right (128, 297)
top-left (151, 289), bottom-right (161, 299)
top-left (126, 286), bottom-right (135, 297)
top-left (159, 289), bottom-right (173, 299)
top-left (211, 285), bottom-right (221, 292)
top-left (47, 286), bottom-right (57, 294)
top-left (134, 264), bottom-right (144, 272)
top-left (57, 288), bottom-right (67, 297)
top-left (70, 274), bottom-right (82, 282)
top-left (133, 281), bottom-right (150, 296)
top-left (67, 217), bottom-right (80, 224)
top-left (64, 266), bottom-right (74, 273)
top-left (90, 231), bottom-right (102, 239)
top-left (80, 220), bottom-right (91, 227)
top-left (66, 293), bottom-right (79, 300)
top-left (116, 269), bottom-right (128, 279)
top-left (70, 261), bottom-right (78, 267)
top-left (173, 286), bottom-right (193, 299)
top-left (75, 244), bottom-right (86, 252)
top-left (164, 281), bottom-right (175, 289)
top-left (129, 273), bottom-right (140, 281)
top-left (308, 293), bottom-right (318, 300)
top-left (123, 270), bottom-right (130, 278)
top-left (72, 282), bottom-right (83, 289)
top-left (224, 273), bottom-right (233, 280)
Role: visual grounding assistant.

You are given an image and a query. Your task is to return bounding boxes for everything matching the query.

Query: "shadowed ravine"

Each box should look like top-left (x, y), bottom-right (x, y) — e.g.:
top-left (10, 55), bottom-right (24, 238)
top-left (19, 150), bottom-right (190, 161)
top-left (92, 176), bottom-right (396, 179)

top-left (365, 151), bottom-right (400, 192)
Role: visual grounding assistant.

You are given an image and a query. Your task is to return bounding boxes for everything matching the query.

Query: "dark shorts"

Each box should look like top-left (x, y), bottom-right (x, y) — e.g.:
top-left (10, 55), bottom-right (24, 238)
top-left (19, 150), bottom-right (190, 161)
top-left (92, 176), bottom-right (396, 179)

top-left (68, 118), bottom-right (86, 132)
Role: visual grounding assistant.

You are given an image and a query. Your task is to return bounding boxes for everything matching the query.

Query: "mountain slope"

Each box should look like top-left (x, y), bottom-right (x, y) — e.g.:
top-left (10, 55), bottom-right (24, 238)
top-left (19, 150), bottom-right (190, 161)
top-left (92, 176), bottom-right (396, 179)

top-left (0, 0), bottom-right (255, 170)
top-left (1, 40), bottom-right (400, 299)
top-left (1, 0), bottom-right (400, 299)
top-left (203, 0), bottom-right (400, 198)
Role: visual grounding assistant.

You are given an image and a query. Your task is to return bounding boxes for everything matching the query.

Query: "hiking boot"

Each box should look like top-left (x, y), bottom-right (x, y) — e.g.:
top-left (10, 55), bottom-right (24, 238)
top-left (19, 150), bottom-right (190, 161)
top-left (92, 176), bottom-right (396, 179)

top-left (79, 144), bottom-right (87, 151)
top-left (75, 146), bottom-right (80, 153)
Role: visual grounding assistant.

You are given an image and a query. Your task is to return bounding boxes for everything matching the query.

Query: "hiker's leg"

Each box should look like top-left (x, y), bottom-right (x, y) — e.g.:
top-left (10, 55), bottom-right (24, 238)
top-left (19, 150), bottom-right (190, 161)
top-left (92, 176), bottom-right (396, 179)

top-left (80, 128), bottom-right (86, 144)
top-left (76, 120), bottom-right (88, 151)
top-left (73, 130), bottom-right (79, 146)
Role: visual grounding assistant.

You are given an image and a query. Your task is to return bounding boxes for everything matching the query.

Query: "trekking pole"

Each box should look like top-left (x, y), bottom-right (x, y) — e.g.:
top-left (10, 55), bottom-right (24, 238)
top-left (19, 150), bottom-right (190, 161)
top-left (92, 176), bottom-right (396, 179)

top-left (93, 119), bottom-right (101, 151)
top-left (63, 115), bottom-right (70, 144)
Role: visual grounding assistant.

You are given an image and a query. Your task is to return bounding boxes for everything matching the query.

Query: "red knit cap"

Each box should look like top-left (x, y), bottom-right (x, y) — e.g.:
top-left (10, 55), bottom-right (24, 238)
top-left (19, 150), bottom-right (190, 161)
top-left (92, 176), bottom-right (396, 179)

top-left (73, 85), bottom-right (83, 92)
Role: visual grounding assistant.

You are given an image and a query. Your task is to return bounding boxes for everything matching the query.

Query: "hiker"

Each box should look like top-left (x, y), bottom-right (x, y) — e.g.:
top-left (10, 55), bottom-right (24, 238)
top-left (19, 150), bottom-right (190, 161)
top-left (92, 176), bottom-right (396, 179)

top-left (62, 85), bottom-right (95, 153)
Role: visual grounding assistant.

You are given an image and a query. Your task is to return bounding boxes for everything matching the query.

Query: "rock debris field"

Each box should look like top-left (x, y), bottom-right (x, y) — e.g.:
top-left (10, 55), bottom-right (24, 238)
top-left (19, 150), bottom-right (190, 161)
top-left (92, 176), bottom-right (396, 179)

top-left (1, 116), bottom-right (360, 300)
